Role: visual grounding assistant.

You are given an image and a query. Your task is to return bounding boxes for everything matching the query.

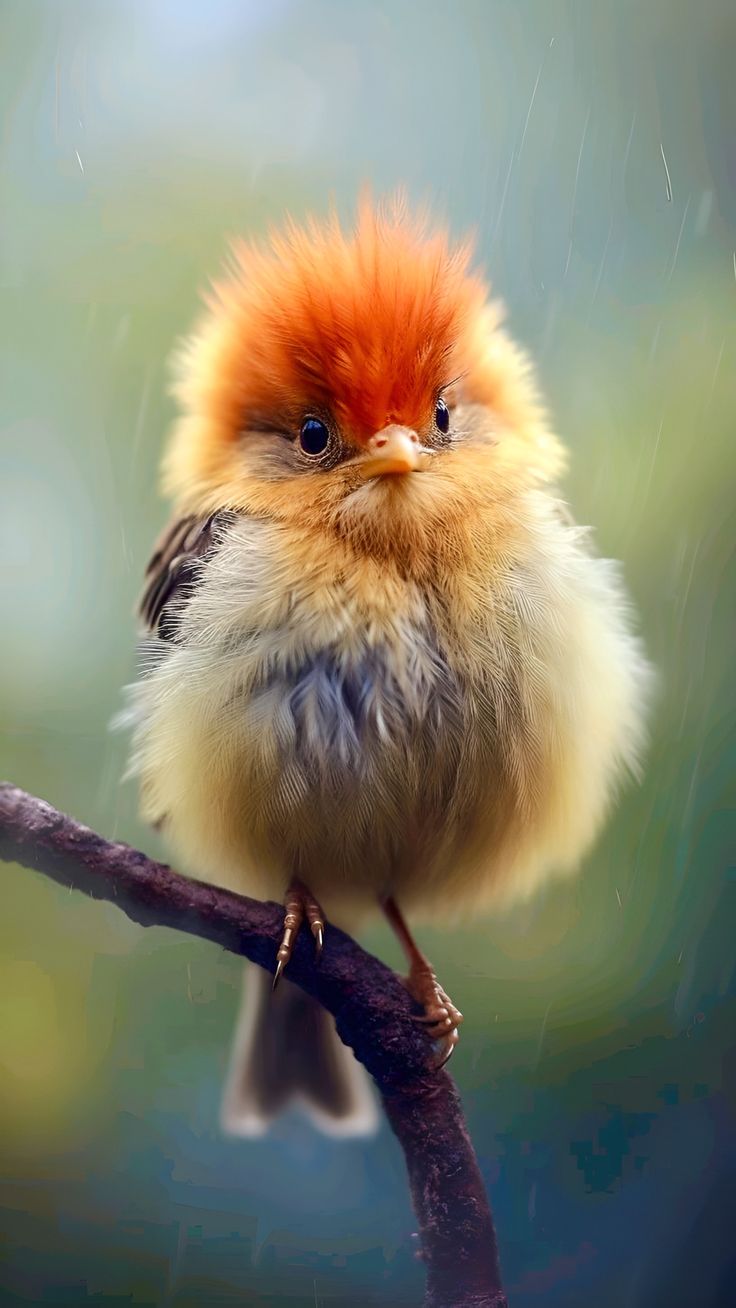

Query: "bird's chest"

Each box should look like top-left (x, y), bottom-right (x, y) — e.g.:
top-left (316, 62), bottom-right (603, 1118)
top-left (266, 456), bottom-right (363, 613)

top-left (170, 517), bottom-right (501, 811)
top-left (248, 606), bottom-right (467, 795)
top-left (235, 599), bottom-right (481, 886)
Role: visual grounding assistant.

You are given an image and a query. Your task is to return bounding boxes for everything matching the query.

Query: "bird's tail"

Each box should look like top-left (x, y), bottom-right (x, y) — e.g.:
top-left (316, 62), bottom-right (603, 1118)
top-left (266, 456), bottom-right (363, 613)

top-left (221, 960), bottom-right (378, 1137)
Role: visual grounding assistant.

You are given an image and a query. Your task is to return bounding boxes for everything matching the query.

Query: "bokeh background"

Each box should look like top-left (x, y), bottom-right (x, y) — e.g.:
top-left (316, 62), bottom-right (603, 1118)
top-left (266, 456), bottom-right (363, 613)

top-left (1, 1), bottom-right (734, 1304)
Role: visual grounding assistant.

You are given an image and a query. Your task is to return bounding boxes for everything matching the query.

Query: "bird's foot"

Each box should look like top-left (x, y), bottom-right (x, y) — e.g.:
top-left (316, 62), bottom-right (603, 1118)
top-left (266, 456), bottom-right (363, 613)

top-left (273, 878), bottom-right (325, 990)
top-left (405, 961), bottom-right (464, 1068)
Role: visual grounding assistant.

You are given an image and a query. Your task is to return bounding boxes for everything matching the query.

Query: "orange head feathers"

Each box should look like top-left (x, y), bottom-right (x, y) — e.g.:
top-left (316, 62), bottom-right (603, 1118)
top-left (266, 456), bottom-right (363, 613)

top-left (162, 199), bottom-right (564, 560)
top-left (212, 204), bottom-right (484, 443)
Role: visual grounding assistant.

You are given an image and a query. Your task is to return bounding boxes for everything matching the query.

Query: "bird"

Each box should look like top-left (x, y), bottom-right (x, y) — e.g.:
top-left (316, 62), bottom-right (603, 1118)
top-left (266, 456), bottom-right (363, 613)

top-left (122, 198), bottom-right (651, 1136)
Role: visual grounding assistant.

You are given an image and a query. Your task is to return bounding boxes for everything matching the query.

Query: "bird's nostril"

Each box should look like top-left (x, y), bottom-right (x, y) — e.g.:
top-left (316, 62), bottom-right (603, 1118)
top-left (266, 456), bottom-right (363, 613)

top-left (373, 435), bottom-right (388, 449)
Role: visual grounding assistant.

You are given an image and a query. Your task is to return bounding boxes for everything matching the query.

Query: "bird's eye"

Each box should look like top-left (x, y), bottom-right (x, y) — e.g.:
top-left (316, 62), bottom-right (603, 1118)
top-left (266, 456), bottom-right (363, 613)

top-left (299, 417), bottom-right (330, 456)
top-left (435, 398), bottom-right (450, 435)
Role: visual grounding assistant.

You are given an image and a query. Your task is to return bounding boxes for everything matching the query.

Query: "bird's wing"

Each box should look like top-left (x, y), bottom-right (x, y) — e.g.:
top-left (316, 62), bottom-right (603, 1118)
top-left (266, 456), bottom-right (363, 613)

top-left (138, 510), bottom-right (236, 639)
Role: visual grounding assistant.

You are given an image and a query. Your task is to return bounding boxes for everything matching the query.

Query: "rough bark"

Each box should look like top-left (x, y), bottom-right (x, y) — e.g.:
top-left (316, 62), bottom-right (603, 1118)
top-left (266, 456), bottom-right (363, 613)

top-left (0, 782), bottom-right (508, 1307)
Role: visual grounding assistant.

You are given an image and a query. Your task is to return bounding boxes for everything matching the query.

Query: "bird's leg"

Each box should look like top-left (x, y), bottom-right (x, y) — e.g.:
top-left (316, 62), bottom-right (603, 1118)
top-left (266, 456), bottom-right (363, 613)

top-left (381, 896), bottom-right (463, 1067)
top-left (273, 877), bottom-right (325, 990)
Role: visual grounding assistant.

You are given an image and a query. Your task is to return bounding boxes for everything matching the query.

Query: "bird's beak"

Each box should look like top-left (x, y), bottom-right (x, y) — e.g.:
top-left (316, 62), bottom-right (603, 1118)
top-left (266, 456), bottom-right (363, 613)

top-left (356, 425), bottom-right (422, 478)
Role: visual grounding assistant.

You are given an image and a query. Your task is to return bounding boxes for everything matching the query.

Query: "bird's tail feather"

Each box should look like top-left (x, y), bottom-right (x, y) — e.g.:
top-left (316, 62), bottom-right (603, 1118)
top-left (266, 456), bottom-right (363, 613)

top-left (221, 960), bottom-right (378, 1137)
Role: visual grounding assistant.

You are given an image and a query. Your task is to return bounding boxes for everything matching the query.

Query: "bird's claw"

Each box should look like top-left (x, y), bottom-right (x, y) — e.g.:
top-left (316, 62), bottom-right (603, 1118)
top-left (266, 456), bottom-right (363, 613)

top-left (312, 922), bottom-right (324, 957)
top-left (405, 963), bottom-right (464, 1069)
top-left (272, 878), bottom-right (325, 989)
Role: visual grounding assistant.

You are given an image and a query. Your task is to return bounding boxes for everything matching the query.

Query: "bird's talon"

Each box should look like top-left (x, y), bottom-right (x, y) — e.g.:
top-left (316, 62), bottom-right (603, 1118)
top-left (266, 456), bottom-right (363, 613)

top-left (313, 923), bottom-right (324, 957)
top-left (273, 879), bottom-right (327, 986)
top-left (404, 960), bottom-right (464, 1066)
top-left (435, 1033), bottom-right (459, 1070)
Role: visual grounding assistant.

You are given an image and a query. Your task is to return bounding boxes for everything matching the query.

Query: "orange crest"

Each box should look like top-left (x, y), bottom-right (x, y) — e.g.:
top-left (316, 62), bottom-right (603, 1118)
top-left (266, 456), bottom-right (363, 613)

top-left (194, 199), bottom-right (487, 443)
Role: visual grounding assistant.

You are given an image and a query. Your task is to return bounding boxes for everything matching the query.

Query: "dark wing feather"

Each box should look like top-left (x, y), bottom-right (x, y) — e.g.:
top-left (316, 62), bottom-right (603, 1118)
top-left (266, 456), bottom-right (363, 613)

top-left (139, 511), bottom-right (236, 640)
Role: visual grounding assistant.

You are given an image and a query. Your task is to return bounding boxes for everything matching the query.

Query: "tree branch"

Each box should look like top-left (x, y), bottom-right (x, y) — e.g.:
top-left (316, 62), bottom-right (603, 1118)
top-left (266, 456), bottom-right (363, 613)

top-left (0, 783), bottom-right (508, 1308)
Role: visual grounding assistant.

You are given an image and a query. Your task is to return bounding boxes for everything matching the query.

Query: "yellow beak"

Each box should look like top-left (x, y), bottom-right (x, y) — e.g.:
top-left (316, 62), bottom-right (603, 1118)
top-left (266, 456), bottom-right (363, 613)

top-left (356, 425), bottom-right (422, 478)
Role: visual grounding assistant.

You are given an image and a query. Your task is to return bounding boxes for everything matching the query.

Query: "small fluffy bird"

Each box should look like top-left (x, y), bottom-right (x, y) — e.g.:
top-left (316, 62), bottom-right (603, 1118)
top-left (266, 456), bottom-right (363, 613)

top-left (124, 200), bottom-right (650, 1135)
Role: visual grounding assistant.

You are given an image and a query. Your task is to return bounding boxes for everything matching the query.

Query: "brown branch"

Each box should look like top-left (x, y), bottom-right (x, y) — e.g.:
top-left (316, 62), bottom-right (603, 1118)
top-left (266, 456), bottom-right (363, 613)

top-left (0, 782), bottom-right (508, 1308)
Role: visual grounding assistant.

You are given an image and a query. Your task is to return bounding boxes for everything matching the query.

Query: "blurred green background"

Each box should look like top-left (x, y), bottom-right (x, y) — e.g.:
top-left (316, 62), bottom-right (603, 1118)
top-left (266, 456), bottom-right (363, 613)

top-left (1, 1), bottom-right (734, 1304)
